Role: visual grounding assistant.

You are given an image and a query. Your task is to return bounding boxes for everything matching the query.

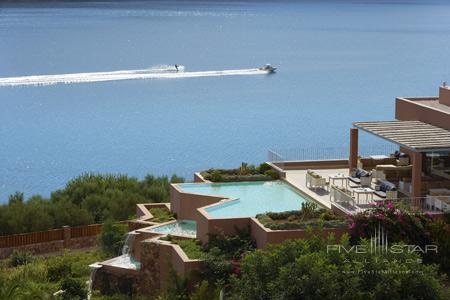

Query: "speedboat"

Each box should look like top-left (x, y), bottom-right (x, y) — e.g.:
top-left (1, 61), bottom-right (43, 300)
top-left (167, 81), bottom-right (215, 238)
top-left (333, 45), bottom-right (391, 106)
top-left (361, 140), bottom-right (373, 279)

top-left (259, 64), bottom-right (277, 73)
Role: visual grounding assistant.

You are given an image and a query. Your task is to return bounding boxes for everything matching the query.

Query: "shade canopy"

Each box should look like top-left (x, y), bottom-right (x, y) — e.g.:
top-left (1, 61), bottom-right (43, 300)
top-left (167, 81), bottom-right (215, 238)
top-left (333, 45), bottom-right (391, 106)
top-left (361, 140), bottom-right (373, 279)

top-left (353, 120), bottom-right (450, 152)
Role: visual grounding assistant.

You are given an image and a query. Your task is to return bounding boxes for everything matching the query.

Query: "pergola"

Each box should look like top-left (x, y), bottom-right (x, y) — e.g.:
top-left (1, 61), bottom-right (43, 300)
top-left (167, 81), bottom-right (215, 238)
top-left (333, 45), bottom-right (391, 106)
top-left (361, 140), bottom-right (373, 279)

top-left (349, 120), bottom-right (450, 201)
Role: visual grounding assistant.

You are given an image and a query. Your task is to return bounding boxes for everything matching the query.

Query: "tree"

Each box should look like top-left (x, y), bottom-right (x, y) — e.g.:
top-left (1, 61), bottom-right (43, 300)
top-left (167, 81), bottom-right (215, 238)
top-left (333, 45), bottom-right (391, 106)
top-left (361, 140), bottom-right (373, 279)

top-left (99, 219), bottom-right (128, 255)
top-left (228, 235), bottom-right (448, 300)
top-left (0, 173), bottom-right (183, 235)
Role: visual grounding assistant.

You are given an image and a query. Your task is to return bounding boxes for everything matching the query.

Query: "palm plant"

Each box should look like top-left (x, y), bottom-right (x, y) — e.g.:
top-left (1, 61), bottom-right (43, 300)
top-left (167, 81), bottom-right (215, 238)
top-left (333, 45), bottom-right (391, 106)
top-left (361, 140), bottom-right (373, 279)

top-left (239, 162), bottom-right (249, 175)
top-left (0, 281), bottom-right (22, 300)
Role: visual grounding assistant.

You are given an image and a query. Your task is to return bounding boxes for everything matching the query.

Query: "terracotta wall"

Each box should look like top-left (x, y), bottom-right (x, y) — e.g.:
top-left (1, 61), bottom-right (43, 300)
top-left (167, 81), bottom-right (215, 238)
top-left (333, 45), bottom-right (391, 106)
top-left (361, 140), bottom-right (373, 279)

top-left (439, 86), bottom-right (450, 106)
top-left (193, 172), bottom-right (209, 183)
top-left (250, 218), bottom-right (347, 249)
top-left (170, 185), bottom-right (224, 220)
top-left (195, 208), bottom-right (348, 248)
top-left (157, 241), bottom-right (204, 291)
top-left (396, 97), bottom-right (450, 130)
top-left (196, 211), bottom-right (252, 243)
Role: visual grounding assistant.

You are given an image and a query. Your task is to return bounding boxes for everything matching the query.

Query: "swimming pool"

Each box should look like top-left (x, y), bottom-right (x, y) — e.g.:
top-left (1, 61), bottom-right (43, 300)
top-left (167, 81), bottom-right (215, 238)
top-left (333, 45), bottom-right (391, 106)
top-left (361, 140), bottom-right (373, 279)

top-left (148, 220), bottom-right (196, 237)
top-left (102, 254), bottom-right (141, 270)
top-left (177, 181), bottom-right (310, 218)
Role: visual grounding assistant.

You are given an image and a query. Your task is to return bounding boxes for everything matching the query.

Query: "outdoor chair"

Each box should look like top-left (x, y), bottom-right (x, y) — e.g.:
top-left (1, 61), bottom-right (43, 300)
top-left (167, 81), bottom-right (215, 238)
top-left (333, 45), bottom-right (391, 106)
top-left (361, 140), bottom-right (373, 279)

top-left (373, 179), bottom-right (397, 199)
top-left (306, 170), bottom-right (327, 191)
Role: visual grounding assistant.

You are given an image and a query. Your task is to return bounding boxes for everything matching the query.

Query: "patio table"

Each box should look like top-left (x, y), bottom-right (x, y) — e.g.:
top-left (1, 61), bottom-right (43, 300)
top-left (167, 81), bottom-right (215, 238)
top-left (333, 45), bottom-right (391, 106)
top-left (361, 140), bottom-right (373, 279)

top-left (352, 187), bottom-right (374, 205)
top-left (329, 174), bottom-right (348, 189)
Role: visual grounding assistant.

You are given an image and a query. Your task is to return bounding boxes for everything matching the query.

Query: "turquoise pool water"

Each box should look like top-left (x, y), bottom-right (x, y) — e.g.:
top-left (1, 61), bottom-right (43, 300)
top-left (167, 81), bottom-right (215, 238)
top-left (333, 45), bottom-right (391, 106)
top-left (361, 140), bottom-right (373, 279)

top-left (148, 220), bottom-right (196, 237)
top-left (177, 181), bottom-right (309, 218)
top-left (103, 254), bottom-right (141, 270)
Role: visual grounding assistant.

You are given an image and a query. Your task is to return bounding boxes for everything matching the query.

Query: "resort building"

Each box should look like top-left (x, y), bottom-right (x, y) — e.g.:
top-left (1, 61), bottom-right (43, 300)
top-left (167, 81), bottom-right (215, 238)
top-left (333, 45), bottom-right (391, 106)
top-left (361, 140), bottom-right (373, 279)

top-left (91, 85), bottom-right (450, 296)
top-left (349, 84), bottom-right (450, 208)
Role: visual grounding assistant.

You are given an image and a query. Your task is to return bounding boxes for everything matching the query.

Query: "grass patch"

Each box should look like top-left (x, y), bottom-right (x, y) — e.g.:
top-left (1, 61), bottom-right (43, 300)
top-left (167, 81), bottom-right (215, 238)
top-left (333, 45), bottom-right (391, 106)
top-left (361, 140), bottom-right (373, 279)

top-left (175, 239), bottom-right (205, 259)
top-left (160, 236), bottom-right (205, 260)
top-left (0, 248), bottom-right (110, 299)
top-left (149, 208), bottom-right (175, 223)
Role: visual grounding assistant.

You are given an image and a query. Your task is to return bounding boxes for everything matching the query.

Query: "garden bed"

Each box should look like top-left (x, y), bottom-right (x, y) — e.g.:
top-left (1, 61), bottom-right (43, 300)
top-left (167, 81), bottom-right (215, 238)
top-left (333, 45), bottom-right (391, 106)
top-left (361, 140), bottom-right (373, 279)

top-left (159, 236), bottom-right (205, 260)
top-left (201, 162), bottom-right (278, 182)
top-left (149, 208), bottom-right (175, 223)
top-left (256, 203), bottom-right (346, 230)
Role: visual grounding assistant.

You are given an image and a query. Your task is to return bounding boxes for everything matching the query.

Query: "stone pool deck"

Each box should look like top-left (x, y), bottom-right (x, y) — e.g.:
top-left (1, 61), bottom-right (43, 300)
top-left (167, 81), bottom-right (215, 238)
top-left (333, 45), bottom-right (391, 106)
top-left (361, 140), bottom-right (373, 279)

top-left (285, 168), bottom-right (349, 209)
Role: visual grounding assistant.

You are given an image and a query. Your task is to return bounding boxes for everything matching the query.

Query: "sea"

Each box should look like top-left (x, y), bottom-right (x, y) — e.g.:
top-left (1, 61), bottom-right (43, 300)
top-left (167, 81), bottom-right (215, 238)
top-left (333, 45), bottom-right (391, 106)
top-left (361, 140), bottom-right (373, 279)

top-left (1, 0), bottom-right (450, 202)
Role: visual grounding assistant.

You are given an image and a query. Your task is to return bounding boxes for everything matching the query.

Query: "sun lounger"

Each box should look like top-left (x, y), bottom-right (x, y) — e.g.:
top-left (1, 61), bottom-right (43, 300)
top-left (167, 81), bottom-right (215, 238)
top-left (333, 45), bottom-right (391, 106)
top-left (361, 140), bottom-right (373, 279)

top-left (348, 168), bottom-right (372, 186)
top-left (373, 179), bottom-right (397, 199)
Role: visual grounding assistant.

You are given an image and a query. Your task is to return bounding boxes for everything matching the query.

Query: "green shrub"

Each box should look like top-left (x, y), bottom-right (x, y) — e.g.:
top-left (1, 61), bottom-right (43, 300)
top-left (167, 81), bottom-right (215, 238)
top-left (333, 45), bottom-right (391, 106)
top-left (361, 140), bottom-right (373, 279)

top-left (99, 220), bottom-right (128, 255)
top-left (205, 226), bottom-right (256, 260)
top-left (171, 239), bottom-right (205, 260)
top-left (9, 250), bottom-right (34, 267)
top-left (257, 206), bottom-right (346, 231)
top-left (61, 277), bottom-right (87, 300)
top-left (149, 208), bottom-right (175, 223)
top-left (47, 256), bottom-right (72, 282)
top-left (229, 236), bottom-right (448, 300)
top-left (210, 170), bottom-right (223, 182)
top-left (1, 249), bottom-right (107, 300)
top-left (263, 169), bottom-right (279, 180)
top-left (164, 267), bottom-right (188, 300)
top-left (219, 174), bottom-right (272, 182)
top-left (201, 163), bottom-right (276, 183)
top-left (426, 219), bottom-right (450, 274)
top-left (0, 173), bottom-right (182, 235)
top-left (189, 281), bottom-right (220, 300)
top-left (258, 163), bottom-right (271, 174)
top-left (170, 175), bottom-right (185, 184)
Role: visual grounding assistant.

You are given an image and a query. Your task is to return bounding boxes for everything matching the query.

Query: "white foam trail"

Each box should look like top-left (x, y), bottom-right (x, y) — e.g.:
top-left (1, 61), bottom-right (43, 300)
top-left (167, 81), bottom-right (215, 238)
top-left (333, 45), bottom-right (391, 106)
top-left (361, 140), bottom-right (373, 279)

top-left (0, 66), bottom-right (268, 87)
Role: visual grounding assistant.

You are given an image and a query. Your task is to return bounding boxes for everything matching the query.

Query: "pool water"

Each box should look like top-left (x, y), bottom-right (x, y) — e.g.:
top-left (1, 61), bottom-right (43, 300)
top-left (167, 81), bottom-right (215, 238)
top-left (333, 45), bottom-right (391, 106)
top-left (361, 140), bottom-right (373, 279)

top-left (149, 220), bottom-right (197, 237)
top-left (177, 181), bottom-right (310, 218)
top-left (102, 254), bottom-right (141, 270)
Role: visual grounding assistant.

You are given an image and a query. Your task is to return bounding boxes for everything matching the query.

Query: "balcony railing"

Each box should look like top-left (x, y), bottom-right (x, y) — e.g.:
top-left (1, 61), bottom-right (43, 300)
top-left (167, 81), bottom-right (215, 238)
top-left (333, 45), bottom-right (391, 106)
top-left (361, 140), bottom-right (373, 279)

top-left (268, 144), bottom-right (399, 162)
top-left (332, 194), bottom-right (450, 214)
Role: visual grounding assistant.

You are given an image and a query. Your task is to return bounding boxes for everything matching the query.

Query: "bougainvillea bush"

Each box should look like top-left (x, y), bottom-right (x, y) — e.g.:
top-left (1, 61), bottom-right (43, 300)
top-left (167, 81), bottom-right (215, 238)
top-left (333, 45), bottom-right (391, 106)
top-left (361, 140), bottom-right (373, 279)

top-left (348, 201), bottom-right (432, 246)
top-left (348, 201), bottom-right (450, 274)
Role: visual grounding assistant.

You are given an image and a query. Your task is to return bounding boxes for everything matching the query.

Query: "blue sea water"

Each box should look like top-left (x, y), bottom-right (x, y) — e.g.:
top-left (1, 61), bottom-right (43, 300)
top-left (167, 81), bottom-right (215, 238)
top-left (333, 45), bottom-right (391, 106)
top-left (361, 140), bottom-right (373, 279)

top-left (1, 0), bottom-right (450, 202)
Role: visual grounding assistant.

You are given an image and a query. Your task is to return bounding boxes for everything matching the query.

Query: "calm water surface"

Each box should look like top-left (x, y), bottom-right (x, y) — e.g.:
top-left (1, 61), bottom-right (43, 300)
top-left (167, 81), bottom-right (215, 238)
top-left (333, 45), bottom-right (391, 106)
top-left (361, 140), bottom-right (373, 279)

top-left (1, 0), bottom-right (450, 202)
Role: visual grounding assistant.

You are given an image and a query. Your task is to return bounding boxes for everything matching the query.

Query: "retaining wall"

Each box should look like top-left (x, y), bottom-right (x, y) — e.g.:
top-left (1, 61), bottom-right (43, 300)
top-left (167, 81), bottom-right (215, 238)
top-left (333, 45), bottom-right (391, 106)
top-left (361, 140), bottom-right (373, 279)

top-left (170, 185), bottom-right (225, 220)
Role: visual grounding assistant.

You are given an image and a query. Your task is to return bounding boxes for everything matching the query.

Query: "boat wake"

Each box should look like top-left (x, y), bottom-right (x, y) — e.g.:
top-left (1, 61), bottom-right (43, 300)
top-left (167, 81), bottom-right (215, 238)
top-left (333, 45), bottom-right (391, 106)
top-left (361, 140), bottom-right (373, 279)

top-left (0, 65), bottom-right (268, 87)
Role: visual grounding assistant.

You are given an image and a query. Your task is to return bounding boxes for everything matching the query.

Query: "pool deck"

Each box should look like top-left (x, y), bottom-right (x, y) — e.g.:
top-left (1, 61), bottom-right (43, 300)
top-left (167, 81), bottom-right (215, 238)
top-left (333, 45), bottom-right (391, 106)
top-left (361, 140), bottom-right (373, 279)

top-left (285, 168), bottom-right (350, 209)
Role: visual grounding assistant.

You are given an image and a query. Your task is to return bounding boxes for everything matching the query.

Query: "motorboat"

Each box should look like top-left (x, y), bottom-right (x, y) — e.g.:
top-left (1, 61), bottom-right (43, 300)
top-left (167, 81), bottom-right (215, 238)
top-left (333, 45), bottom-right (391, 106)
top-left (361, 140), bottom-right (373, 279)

top-left (259, 64), bottom-right (277, 73)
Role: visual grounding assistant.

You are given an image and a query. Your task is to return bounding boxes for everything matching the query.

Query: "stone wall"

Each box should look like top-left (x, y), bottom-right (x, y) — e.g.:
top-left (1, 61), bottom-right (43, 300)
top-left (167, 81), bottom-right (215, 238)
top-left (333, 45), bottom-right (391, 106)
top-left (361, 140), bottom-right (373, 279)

top-left (0, 235), bottom-right (98, 258)
top-left (92, 237), bottom-right (204, 298)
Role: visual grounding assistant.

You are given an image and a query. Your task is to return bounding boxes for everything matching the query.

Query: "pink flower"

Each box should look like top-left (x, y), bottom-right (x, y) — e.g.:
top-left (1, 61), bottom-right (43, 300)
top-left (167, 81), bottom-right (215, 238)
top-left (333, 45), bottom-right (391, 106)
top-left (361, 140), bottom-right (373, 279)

top-left (386, 202), bottom-right (394, 209)
top-left (375, 213), bottom-right (385, 220)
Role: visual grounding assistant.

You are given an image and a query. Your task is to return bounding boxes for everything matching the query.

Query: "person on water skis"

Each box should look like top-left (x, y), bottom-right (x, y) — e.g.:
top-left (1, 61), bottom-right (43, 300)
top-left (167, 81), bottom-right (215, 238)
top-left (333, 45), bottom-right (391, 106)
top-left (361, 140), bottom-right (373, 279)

top-left (175, 64), bottom-right (179, 71)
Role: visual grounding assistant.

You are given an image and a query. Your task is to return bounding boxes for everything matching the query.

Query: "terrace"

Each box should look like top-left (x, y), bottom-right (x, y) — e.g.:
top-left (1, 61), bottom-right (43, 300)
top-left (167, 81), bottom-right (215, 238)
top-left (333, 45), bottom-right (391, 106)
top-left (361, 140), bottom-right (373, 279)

top-left (268, 122), bottom-right (450, 215)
